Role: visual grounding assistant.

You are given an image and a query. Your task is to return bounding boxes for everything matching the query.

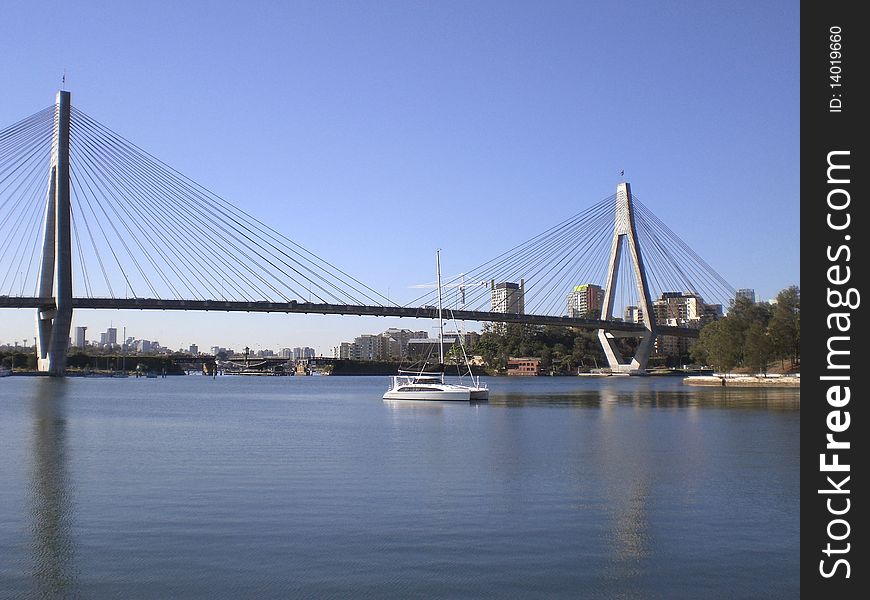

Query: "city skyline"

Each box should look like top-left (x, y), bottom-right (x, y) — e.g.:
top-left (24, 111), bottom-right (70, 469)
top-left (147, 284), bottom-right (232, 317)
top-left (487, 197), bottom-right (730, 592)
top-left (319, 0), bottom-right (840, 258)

top-left (0, 1), bottom-right (799, 352)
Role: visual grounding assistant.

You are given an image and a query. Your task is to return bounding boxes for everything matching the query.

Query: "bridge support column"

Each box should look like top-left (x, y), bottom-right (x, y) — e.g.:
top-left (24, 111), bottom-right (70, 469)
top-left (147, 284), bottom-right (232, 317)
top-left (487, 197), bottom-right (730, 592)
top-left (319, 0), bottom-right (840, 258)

top-left (36, 91), bottom-right (73, 376)
top-left (597, 182), bottom-right (657, 374)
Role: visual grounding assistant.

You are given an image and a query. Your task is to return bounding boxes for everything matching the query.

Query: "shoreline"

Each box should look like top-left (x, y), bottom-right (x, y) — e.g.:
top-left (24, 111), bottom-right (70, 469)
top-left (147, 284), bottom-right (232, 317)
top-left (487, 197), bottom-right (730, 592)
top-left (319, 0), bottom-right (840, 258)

top-left (683, 375), bottom-right (800, 388)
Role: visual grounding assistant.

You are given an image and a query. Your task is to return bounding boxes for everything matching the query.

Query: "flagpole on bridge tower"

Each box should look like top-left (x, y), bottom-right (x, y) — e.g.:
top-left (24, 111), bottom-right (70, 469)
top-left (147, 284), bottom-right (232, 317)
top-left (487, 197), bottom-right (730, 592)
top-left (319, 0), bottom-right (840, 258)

top-left (597, 181), bottom-right (657, 374)
top-left (36, 90), bottom-right (74, 376)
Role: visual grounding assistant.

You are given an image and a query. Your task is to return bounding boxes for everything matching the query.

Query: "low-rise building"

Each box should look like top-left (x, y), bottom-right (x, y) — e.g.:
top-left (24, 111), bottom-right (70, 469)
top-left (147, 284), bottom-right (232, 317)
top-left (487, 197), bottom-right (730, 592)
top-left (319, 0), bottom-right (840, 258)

top-left (506, 357), bottom-right (541, 376)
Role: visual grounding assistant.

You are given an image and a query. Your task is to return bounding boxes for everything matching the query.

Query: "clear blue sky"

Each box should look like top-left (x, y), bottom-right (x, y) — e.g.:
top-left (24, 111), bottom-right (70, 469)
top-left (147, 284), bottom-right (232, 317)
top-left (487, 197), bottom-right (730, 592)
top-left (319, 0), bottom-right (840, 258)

top-left (1, 0), bottom-right (799, 354)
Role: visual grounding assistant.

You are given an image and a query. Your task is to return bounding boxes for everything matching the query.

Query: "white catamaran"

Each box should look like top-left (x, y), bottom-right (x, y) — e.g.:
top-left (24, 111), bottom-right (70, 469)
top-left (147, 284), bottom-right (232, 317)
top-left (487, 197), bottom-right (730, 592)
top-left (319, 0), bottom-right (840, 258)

top-left (383, 250), bottom-right (488, 402)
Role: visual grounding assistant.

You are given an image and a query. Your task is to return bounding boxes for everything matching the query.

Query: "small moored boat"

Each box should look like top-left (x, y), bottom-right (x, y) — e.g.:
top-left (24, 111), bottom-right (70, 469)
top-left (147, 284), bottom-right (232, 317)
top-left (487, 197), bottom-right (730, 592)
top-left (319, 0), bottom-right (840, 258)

top-left (383, 372), bottom-right (487, 401)
top-left (383, 250), bottom-right (488, 402)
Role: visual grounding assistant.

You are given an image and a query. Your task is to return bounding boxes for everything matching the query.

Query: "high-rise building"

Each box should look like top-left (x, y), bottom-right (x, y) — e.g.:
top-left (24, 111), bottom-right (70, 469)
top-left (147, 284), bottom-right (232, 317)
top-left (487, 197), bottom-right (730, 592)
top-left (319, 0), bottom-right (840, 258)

top-left (652, 292), bottom-right (722, 357)
top-left (490, 281), bottom-right (525, 334)
top-left (382, 328), bottom-right (428, 359)
top-left (405, 331), bottom-right (478, 360)
top-left (351, 335), bottom-right (385, 361)
top-left (652, 292), bottom-right (707, 325)
top-left (624, 306), bottom-right (641, 324)
top-left (189, 344), bottom-right (198, 355)
top-left (74, 326), bottom-right (87, 348)
top-left (490, 280), bottom-right (525, 314)
top-left (105, 327), bottom-right (118, 347)
top-left (566, 284), bottom-right (604, 318)
top-left (290, 346), bottom-right (316, 360)
top-left (333, 342), bottom-right (352, 360)
top-left (735, 288), bottom-right (756, 304)
top-left (135, 339), bottom-right (153, 353)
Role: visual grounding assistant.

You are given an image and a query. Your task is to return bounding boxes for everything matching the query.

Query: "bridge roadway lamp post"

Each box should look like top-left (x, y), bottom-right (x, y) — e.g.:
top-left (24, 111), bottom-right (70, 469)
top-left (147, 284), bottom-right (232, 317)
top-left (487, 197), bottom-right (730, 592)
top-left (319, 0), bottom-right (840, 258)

top-left (36, 90), bottom-right (74, 375)
top-left (597, 182), bottom-right (657, 374)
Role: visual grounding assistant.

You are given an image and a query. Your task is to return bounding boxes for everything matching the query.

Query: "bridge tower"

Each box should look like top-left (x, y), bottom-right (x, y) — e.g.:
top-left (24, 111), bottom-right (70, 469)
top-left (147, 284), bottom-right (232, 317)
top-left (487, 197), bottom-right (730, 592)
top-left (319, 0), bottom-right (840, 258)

top-left (597, 182), bottom-right (657, 374)
top-left (36, 91), bottom-right (74, 375)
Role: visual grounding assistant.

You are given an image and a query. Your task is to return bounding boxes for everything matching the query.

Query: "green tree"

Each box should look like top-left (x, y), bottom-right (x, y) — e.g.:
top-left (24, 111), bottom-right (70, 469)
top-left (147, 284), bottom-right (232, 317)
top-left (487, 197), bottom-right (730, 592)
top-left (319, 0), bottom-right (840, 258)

top-left (474, 333), bottom-right (500, 367)
top-left (540, 347), bottom-right (552, 370)
top-left (743, 322), bottom-right (772, 374)
top-left (769, 285), bottom-right (800, 367)
top-left (697, 319), bottom-right (741, 373)
top-left (689, 338), bottom-right (708, 366)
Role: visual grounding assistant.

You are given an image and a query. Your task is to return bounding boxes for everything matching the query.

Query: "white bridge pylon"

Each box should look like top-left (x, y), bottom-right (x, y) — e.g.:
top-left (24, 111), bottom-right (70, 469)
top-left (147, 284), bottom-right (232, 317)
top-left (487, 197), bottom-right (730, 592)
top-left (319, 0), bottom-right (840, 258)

top-left (597, 182), bottom-right (657, 373)
top-left (35, 91), bottom-right (73, 376)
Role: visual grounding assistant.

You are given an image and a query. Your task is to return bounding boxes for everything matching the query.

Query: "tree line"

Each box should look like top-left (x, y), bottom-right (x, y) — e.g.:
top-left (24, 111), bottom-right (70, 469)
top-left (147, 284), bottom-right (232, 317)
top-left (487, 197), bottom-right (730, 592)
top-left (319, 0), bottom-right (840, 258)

top-left (468, 323), bottom-right (613, 374)
top-left (465, 285), bottom-right (800, 375)
top-left (690, 286), bottom-right (800, 373)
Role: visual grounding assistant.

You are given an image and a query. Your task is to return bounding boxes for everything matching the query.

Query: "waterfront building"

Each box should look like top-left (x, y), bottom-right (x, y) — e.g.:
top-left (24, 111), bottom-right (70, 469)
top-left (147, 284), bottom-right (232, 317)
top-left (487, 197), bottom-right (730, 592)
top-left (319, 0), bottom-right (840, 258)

top-left (335, 328), bottom-right (429, 362)
top-left (566, 283), bottom-right (604, 318)
top-left (406, 332), bottom-right (477, 361)
top-left (351, 335), bottom-right (384, 361)
top-left (506, 357), bottom-right (541, 376)
top-left (333, 342), bottom-right (352, 360)
top-left (382, 328), bottom-right (428, 359)
top-left (291, 346), bottom-right (315, 360)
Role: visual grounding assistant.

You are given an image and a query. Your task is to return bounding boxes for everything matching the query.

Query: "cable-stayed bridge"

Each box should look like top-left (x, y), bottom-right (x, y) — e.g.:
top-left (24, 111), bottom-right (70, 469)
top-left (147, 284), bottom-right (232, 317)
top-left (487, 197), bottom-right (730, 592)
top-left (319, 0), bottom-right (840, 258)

top-left (1, 91), bottom-right (735, 375)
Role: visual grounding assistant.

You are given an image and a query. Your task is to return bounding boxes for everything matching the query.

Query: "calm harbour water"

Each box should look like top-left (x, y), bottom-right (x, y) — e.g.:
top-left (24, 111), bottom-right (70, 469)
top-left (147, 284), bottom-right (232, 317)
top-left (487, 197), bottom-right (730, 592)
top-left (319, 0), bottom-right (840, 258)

top-left (0, 375), bottom-right (799, 599)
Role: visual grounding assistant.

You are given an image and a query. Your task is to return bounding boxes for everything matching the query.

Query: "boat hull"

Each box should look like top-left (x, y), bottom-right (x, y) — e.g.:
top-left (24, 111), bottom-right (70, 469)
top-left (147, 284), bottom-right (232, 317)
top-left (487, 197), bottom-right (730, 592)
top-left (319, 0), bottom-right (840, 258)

top-left (383, 388), bottom-right (471, 401)
top-left (469, 388), bottom-right (489, 400)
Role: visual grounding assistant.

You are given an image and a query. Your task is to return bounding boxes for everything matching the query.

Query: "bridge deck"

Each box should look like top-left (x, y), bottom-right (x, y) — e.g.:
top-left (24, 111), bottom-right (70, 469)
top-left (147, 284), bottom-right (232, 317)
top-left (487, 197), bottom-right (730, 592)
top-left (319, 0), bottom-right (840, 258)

top-left (1, 297), bottom-right (699, 337)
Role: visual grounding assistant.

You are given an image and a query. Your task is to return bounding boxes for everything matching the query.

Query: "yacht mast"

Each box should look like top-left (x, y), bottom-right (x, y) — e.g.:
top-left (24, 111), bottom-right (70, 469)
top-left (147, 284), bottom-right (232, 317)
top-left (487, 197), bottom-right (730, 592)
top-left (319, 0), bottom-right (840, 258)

top-left (436, 249), bottom-right (444, 381)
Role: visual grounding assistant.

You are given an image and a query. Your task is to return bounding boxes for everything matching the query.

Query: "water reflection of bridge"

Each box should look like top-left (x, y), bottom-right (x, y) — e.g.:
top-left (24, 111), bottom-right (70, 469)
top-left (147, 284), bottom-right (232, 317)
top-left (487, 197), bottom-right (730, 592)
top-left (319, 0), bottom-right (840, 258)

top-left (28, 379), bottom-right (80, 597)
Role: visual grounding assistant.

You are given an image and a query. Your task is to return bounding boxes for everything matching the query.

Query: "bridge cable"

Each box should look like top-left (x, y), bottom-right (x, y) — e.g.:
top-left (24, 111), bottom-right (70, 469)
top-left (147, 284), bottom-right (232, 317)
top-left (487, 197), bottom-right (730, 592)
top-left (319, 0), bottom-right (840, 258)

top-left (71, 123), bottom-right (232, 300)
top-left (70, 107), bottom-right (392, 306)
top-left (70, 116), bottom-right (280, 301)
top-left (71, 144), bottom-right (180, 299)
top-left (73, 108), bottom-right (348, 299)
top-left (71, 110), bottom-right (318, 302)
top-left (70, 207), bottom-right (94, 298)
top-left (408, 194), bottom-right (616, 312)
